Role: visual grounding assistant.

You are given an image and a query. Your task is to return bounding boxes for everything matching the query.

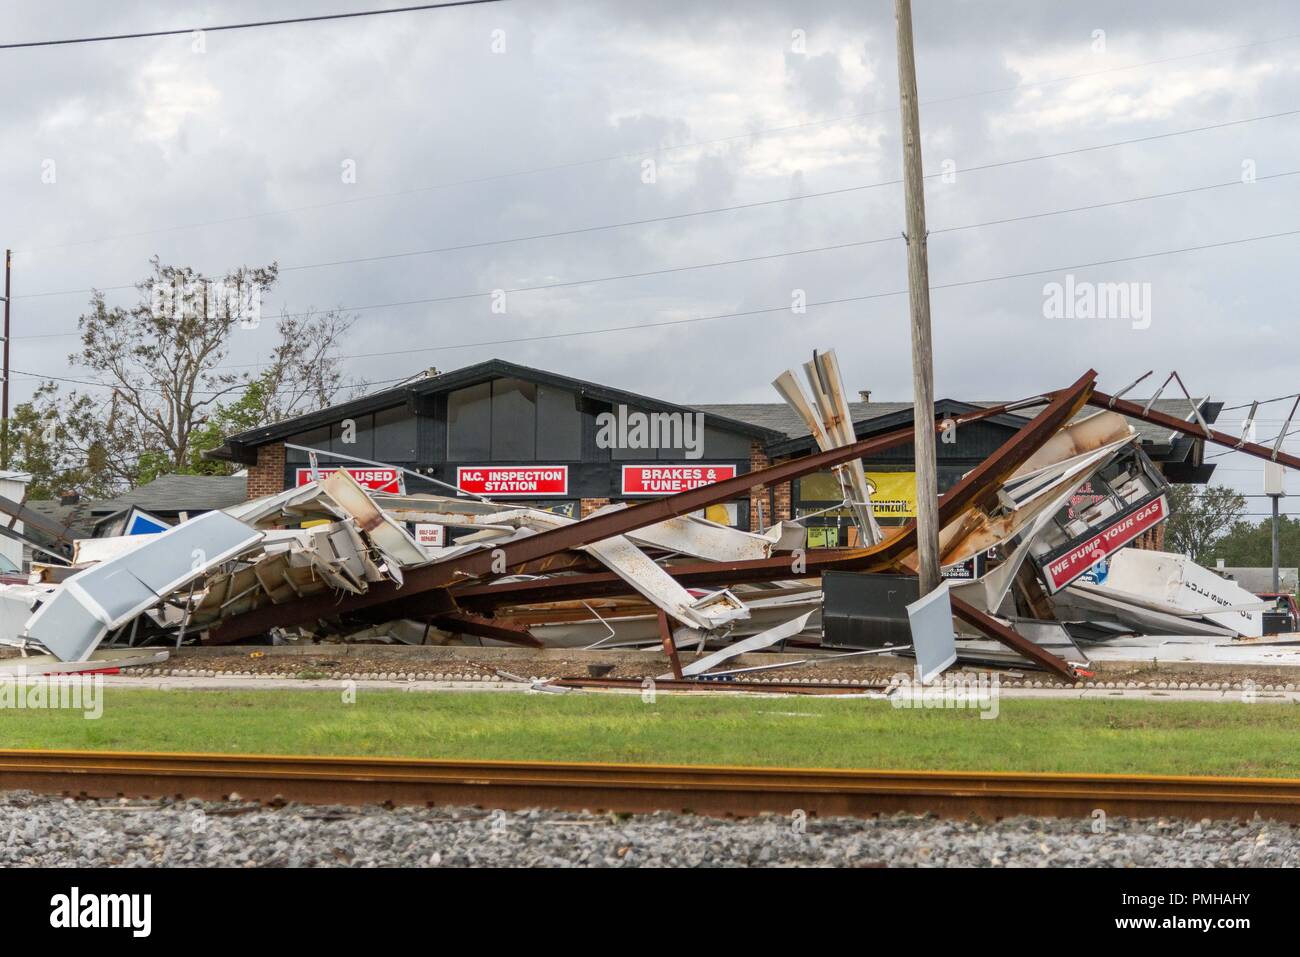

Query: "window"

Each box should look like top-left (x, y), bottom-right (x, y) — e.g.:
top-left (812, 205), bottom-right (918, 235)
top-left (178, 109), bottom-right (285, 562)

top-left (284, 426), bottom-right (330, 463)
top-left (796, 471), bottom-right (854, 548)
top-left (447, 382), bottom-right (491, 461)
top-left (491, 378), bottom-right (537, 460)
top-left (373, 406), bottom-right (417, 462)
top-left (448, 379), bottom-right (581, 462)
top-left (702, 425), bottom-right (751, 459)
top-left (536, 385), bottom-right (582, 459)
top-left (331, 413), bottom-right (374, 460)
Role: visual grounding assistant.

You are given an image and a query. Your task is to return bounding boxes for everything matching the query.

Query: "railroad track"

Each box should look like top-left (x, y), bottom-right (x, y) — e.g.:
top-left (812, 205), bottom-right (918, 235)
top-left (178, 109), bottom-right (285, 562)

top-left (1, 749), bottom-right (1299, 822)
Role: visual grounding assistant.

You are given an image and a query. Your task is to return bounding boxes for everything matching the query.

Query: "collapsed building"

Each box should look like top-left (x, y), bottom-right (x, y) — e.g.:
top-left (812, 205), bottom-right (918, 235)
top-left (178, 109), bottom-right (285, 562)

top-left (0, 357), bottom-right (1289, 684)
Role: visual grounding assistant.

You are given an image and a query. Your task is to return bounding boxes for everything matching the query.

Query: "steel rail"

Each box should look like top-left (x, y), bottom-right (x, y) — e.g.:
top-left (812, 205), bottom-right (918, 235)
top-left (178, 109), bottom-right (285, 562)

top-left (1, 749), bottom-right (1297, 822)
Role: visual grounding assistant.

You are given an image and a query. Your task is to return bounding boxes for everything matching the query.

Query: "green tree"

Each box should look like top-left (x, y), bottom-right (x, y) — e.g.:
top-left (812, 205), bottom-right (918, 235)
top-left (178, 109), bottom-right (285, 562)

top-left (14, 260), bottom-right (359, 497)
top-left (1209, 515), bottom-right (1300, 570)
top-left (1164, 484), bottom-right (1247, 564)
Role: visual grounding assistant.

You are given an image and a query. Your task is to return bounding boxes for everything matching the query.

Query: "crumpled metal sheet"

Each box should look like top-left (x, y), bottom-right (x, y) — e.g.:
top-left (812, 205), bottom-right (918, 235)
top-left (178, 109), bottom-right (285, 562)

top-left (24, 510), bottom-right (263, 662)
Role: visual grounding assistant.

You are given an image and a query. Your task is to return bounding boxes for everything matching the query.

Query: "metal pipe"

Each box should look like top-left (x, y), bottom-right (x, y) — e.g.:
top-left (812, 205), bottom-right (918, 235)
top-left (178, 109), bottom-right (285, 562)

top-left (283, 442), bottom-right (493, 502)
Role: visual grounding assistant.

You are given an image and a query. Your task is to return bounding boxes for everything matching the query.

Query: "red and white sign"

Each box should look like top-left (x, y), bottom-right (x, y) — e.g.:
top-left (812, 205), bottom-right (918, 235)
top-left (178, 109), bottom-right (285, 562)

top-left (413, 523), bottom-right (446, 547)
top-left (457, 466), bottom-right (568, 496)
top-left (295, 466), bottom-right (403, 492)
top-left (1040, 494), bottom-right (1169, 593)
top-left (621, 464), bottom-right (738, 496)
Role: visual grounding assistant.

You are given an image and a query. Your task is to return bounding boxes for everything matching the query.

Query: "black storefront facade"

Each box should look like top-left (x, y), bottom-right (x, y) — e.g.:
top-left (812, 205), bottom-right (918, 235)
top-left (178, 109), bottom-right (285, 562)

top-left (215, 359), bottom-right (781, 530)
top-left (210, 358), bottom-right (1220, 548)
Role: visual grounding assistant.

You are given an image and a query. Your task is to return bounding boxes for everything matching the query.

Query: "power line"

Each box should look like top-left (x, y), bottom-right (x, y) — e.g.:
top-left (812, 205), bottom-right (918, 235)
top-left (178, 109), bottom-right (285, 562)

top-left (11, 222), bottom-right (1298, 395)
top-left (185, 223), bottom-right (1300, 370)
top-left (1221, 392), bottom-right (1300, 412)
top-left (18, 109), bottom-right (1300, 301)
top-left (0, 1), bottom-right (509, 50)
top-left (6, 367), bottom-right (421, 398)
top-left (15, 167), bottom-right (1298, 343)
top-left (15, 30), bottom-right (1300, 254)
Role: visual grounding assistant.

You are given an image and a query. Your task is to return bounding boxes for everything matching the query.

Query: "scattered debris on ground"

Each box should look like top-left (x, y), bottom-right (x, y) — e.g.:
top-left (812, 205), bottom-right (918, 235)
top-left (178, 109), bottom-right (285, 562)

top-left (2, 358), bottom-right (1297, 691)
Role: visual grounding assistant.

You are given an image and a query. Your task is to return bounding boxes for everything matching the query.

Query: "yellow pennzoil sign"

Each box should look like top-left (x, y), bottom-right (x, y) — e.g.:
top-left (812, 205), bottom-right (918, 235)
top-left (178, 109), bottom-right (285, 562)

top-left (865, 472), bottom-right (917, 518)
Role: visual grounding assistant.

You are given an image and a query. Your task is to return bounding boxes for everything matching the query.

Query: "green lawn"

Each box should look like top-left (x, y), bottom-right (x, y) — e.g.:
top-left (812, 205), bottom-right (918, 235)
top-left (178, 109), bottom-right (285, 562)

top-left (0, 689), bottom-right (1297, 777)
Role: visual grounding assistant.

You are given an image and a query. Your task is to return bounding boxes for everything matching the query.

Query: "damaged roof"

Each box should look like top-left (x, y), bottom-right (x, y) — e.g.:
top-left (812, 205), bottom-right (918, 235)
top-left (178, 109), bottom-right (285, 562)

top-left (210, 358), bottom-right (1222, 461)
top-left (702, 398), bottom-right (1222, 461)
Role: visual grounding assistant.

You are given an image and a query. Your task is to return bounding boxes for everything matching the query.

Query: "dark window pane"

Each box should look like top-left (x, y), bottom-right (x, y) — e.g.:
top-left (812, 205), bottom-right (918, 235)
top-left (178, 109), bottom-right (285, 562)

top-left (373, 406), bottom-right (417, 462)
top-left (702, 424), bottom-right (752, 459)
top-left (491, 378), bottom-right (537, 460)
top-left (331, 413), bottom-right (374, 460)
top-left (284, 426), bottom-right (330, 463)
top-left (536, 385), bottom-right (581, 460)
top-left (798, 471), bottom-right (843, 502)
top-left (609, 406), bottom-right (641, 461)
top-left (447, 383), bottom-right (491, 462)
top-left (655, 410), bottom-right (687, 461)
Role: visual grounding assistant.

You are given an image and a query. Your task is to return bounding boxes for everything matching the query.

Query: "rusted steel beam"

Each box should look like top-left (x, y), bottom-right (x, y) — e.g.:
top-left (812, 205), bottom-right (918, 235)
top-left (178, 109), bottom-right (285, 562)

top-left (657, 609), bottom-right (685, 680)
top-left (207, 401), bottom-right (1029, 642)
top-left (428, 613), bottom-right (542, 648)
top-left (456, 372), bottom-right (1098, 611)
top-left (508, 551), bottom-right (607, 576)
top-left (1089, 390), bottom-right (1300, 471)
top-left (950, 595), bottom-right (1076, 682)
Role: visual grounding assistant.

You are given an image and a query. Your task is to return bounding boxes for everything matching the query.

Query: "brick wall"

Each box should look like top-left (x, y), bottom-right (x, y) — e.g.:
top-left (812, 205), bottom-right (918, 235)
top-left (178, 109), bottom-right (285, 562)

top-left (580, 497), bottom-right (611, 518)
top-left (246, 443), bottom-right (286, 499)
top-left (1132, 523), bottom-right (1166, 551)
top-left (748, 442), bottom-right (791, 530)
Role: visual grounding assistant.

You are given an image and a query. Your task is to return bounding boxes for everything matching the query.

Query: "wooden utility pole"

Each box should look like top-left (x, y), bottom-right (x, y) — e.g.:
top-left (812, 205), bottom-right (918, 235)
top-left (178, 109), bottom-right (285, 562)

top-left (893, 0), bottom-right (941, 594)
top-left (2, 249), bottom-right (9, 470)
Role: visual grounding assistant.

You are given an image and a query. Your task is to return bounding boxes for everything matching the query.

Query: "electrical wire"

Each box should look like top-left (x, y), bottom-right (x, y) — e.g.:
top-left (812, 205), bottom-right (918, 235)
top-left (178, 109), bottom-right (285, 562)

top-left (16, 111), bottom-right (1300, 302)
top-left (20, 222), bottom-right (1296, 382)
top-left (14, 30), bottom-right (1300, 253)
top-left (0, 1), bottom-right (510, 50)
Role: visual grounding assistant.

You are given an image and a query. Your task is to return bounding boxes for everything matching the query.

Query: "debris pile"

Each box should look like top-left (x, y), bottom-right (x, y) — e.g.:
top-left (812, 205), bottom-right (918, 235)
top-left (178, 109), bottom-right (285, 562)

top-left (0, 357), bottom-right (1291, 683)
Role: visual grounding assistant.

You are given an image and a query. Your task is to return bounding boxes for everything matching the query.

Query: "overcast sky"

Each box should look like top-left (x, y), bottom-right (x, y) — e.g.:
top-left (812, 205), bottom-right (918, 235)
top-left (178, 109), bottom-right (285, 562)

top-left (3, 0), bottom-right (1298, 507)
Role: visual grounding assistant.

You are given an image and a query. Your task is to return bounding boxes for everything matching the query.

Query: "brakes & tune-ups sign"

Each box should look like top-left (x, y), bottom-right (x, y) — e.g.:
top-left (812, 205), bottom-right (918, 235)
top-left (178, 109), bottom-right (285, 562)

top-left (621, 464), bottom-right (737, 495)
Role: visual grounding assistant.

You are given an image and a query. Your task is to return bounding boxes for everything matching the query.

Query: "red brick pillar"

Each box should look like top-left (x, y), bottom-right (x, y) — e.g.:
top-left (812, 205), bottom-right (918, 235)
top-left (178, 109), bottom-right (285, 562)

top-left (748, 442), bottom-right (791, 530)
top-left (246, 444), bottom-right (287, 499)
top-left (580, 497), bottom-right (611, 518)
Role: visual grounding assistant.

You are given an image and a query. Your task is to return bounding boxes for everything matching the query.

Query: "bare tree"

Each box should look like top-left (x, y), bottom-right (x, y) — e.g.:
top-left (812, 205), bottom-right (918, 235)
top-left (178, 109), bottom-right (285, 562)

top-left (246, 307), bottom-right (358, 424)
top-left (12, 259), bottom-right (362, 493)
top-left (75, 258), bottom-right (279, 474)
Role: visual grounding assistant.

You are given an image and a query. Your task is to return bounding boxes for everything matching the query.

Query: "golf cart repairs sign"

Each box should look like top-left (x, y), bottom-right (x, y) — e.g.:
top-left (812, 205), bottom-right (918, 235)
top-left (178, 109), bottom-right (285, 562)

top-left (413, 524), bottom-right (446, 547)
top-left (457, 466), bottom-right (568, 496)
top-left (621, 464), bottom-right (737, 495)
top-left (1037, 493), bottom-right (1169, 593)
top-left (295, 467), bottom-right (403, 492)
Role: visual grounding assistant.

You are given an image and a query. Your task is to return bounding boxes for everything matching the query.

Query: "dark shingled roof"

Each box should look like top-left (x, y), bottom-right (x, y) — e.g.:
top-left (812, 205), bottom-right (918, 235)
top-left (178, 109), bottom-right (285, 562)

top-left (88, 474), bottom-right (248, 516)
